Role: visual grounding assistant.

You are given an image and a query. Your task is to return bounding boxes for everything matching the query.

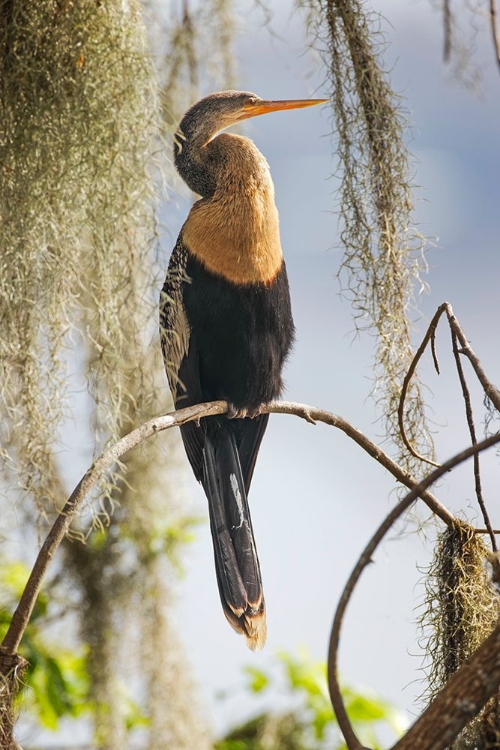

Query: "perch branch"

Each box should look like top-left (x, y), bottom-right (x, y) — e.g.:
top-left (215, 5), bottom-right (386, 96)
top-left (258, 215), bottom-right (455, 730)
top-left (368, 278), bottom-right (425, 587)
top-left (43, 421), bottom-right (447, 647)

top-left (270, 402), bottom-right (456, 525)
top-left (1, 399), bottom-right (458, 657)
top-left (0, 400), bottom-right (226, 656)
top-left (326, 432), bottom-right (500, 750)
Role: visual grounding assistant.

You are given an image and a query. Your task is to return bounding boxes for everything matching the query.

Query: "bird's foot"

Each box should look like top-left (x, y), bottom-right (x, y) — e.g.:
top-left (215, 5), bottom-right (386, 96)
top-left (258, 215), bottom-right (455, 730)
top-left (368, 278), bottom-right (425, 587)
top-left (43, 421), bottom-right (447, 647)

top-left (227, 404), bottom-right (262, 419)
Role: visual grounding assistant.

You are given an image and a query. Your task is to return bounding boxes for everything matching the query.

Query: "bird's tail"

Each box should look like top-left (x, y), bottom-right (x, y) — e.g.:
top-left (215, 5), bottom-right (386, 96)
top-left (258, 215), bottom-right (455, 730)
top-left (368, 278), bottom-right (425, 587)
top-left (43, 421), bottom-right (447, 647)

top-left (202, 419), bottom-right (266, 651)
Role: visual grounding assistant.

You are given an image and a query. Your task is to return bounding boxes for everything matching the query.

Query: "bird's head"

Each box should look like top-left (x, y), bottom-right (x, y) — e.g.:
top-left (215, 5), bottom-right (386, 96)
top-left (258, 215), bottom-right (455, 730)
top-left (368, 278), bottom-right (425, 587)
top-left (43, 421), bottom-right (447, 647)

top-left (176, 90), bottom-right (327, 146)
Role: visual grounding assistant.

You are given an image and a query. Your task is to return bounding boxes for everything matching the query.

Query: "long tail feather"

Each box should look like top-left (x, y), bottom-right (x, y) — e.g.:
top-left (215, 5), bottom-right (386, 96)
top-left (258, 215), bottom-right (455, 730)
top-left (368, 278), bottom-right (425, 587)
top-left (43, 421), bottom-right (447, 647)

top-left (202, 420), bottom-right (266, 650)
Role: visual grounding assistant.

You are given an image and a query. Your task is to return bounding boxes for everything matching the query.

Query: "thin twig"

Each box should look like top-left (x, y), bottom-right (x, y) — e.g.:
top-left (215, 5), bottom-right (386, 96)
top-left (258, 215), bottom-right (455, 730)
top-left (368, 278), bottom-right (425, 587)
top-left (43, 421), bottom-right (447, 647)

top-left (490, 0), bottom-right (500, 69)
top-left (444, 0), bottom-right (452, 61)
top-left (1, 399), bottom-right (457, 657)
top-left (398, 303), bottom-right (500, 471)
top-left (269, 402), bottom-right (456, 524)
top-left (327, 432), bottom-right (500, 750)
top-left (450, 328), bottom-right (497, 551)
top-left (397, 304), bottom-right (447, 468)
top-left (430, 319), bottom-right (440, 374)
top-left (444, 303), bottom-right (500, 412)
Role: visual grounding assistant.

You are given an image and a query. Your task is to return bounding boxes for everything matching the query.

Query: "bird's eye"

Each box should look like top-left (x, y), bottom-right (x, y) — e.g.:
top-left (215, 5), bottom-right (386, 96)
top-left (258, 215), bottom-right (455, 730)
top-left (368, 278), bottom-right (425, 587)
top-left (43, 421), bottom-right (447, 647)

top-left (246, 96), bottom-right (259, 107)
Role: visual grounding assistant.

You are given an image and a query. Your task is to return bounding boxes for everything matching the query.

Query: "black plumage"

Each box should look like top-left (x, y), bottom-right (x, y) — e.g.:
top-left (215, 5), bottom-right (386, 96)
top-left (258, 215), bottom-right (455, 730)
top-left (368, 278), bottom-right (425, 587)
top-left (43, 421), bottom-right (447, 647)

top-left (160, 90), bottom-right (325, 649)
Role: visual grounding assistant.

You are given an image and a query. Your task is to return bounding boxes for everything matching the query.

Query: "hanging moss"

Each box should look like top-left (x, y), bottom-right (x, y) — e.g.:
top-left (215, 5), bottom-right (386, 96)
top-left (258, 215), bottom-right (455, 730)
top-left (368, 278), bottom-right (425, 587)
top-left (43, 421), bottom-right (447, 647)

top-left (421, 525), bottom-right (500, 748)
top-left (0, 2), bottom-right (228, 745)
top-left (0, 0), bottom-right (161, 510)
top-left (154, 0), bottom-right (236, 129)
top-left (303, 0), bottom-right (433, 473)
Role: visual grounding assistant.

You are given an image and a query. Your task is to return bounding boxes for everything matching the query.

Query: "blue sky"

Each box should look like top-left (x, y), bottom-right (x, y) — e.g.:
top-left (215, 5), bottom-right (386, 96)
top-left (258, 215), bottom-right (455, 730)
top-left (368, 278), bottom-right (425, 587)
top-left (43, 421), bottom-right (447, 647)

top-left (166, 0), bottom-right (500, 736)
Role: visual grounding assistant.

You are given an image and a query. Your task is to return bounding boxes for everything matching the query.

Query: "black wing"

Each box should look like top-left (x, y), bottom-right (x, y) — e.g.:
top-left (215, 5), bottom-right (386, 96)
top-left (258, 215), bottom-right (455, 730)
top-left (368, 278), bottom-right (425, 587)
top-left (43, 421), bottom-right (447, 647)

top-left (160, 238), bottom-right (269, 489)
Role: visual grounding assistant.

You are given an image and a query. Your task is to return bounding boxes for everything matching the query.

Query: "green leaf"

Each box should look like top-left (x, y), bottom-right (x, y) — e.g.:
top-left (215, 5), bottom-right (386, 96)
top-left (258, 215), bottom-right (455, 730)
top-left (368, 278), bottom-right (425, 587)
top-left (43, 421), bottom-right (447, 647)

top-left (219, 650), bottom-right (406, 749)
top-left (244, 666), bottom-right (270, 694)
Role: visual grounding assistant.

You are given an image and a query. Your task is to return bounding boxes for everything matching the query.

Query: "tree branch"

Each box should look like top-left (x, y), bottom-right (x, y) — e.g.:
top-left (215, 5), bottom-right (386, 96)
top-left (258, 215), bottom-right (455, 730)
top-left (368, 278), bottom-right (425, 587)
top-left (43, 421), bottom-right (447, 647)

top-left (444, 302), bottom-right (500, 412)
top-left (393, 615), bottom-right (500, 749)
top-left (326, 432), bottom-right (500, 750)
top-left (490, 0), bottom-right (500, 70)
top-left (450, 326), bottom-right (497, 551)
top-left (398, 302), bottom-right (500, 472)
top-left (270, 402), bottom-right (456, 525)
top-left (1, 396), bottom-right (499, 749)
top-left (398, 303), bottom-right (446, 467)
top-left (1, 399), bottom-right (458, 657)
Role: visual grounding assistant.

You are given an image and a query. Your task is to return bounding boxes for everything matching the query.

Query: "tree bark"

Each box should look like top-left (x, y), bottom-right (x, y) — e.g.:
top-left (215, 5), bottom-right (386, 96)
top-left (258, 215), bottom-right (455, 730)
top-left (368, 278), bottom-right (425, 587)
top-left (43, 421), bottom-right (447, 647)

top-left (393, 619), bottom-right (500, 749)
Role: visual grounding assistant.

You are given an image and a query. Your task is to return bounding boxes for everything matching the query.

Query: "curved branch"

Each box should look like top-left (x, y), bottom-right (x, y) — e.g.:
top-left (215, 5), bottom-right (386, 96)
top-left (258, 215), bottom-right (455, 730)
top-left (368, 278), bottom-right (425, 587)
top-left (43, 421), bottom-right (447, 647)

top-left (444, 302), bottom-right (500, 412)
top-left (0, 400), bottom-right (226, 656)
top-left (398, 302), bottom-right (500, 470)
top-left (450, 327), bottom-right (497, 552)
top-left (1, 399), bottom-right (457, 657)
top-left (397, 303), bottom-right (446, 467)
top-left (270, 402), bottom-right (456, 525)
top-left (490, 0), bottom-right (500, 69)
top-left (327, 432), bottom-right (500, 750)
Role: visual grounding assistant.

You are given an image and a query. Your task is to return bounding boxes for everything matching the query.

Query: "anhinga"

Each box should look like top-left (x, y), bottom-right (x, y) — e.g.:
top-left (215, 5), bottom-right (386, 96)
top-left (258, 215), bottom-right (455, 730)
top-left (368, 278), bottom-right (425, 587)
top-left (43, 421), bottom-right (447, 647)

top-left (160, 90), bottom-right (325, 650)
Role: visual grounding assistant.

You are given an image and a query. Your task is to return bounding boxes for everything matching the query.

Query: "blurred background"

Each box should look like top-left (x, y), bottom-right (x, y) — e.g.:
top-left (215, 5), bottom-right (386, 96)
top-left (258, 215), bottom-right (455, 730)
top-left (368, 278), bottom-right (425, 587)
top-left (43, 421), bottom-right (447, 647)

top-left (1, 0), bottom-right (499, 747)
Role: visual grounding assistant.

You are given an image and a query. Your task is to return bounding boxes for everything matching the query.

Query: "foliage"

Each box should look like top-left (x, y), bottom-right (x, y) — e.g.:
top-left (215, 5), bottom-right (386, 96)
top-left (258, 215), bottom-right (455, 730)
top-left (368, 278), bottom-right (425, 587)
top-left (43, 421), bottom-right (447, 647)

top-left (0, 560), bottom-right (91, 730)
top-left (216, 650), bottom-right (405, 750)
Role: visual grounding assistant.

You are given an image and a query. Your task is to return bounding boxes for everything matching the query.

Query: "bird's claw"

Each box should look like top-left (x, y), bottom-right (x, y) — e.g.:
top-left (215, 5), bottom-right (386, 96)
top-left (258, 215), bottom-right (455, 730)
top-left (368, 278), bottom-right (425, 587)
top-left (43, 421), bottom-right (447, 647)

top-left (227, 404), bottom-right (262, 419)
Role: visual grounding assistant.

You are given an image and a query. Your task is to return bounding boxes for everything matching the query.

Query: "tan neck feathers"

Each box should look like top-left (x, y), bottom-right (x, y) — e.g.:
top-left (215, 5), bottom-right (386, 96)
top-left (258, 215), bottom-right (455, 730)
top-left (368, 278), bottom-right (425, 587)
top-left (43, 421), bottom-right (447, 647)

top-left (182, 134), bottom-right (283, 285)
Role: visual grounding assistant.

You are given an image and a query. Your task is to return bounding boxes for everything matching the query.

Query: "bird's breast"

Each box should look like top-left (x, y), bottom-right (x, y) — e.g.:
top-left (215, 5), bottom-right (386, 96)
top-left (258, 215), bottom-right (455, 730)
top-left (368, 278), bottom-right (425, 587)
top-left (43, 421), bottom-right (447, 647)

top-left (182, 187), bottom-right (283, 286)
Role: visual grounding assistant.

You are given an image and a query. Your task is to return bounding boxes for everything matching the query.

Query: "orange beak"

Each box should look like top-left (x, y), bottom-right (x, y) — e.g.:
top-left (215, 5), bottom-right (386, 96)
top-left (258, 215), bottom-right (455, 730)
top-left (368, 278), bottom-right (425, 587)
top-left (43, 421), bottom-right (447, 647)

top-left (239, 98), bottom-right (328, 121)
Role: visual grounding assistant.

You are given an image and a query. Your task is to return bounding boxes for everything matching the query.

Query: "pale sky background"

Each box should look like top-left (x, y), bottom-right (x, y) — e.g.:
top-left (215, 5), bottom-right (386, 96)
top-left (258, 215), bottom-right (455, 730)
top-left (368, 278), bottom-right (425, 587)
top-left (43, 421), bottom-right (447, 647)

top-left (13, 0), bottom-right (500, 745)
top-left (165, 0), bottom-right (500, 739)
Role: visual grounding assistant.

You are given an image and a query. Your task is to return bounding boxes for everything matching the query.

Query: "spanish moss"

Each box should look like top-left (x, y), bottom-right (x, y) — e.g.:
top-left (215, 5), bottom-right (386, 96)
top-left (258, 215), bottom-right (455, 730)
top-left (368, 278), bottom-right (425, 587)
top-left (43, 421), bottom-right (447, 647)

top-left (421, 525), bottom-right (500, 747)
top-left (0, 0), bottom-right (160, 513)
top-left (304, 0), bottom-right (434, 473)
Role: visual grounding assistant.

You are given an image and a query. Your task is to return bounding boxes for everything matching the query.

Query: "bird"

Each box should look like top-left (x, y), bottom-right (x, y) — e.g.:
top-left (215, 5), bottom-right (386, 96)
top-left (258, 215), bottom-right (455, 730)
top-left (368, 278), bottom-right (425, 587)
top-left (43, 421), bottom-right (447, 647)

top-left (160, 90), bottom-right (326, 650)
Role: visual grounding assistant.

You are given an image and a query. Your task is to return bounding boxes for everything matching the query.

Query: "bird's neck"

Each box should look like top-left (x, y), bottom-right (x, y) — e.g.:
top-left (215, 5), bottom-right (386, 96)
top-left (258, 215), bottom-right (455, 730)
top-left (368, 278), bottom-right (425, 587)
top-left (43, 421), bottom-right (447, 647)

top-left (181, 134), bottom-right (283, 286)
top-left (174, 125), bottom-right (217, 197)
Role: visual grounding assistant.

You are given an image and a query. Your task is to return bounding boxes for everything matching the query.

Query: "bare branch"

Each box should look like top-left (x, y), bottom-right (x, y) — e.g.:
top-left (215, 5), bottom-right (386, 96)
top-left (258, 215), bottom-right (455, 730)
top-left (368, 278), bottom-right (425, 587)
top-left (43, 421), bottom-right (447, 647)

top-left (444, 303), bottom-right (500, 412)
top-left (399, 303), bottom-right (500, 472)
top-left (450, 327), bottom-right (497, 551)
top-left (1, 396), bottom-right (498, 748)
top-left (444, 0), bottom-right (452, 61)
top-left (1, 399), bottom-right (457, 657)
top-left (270, 402), bottom-right (455, 525)
top-left (398, 303), bottom-right (448, 467)
top-left (0, 400), bottom-right (225, 656)
top-left (326, 432), bottom-right (500, 750)
top-left (490, 0), bottom-right (500, 69)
